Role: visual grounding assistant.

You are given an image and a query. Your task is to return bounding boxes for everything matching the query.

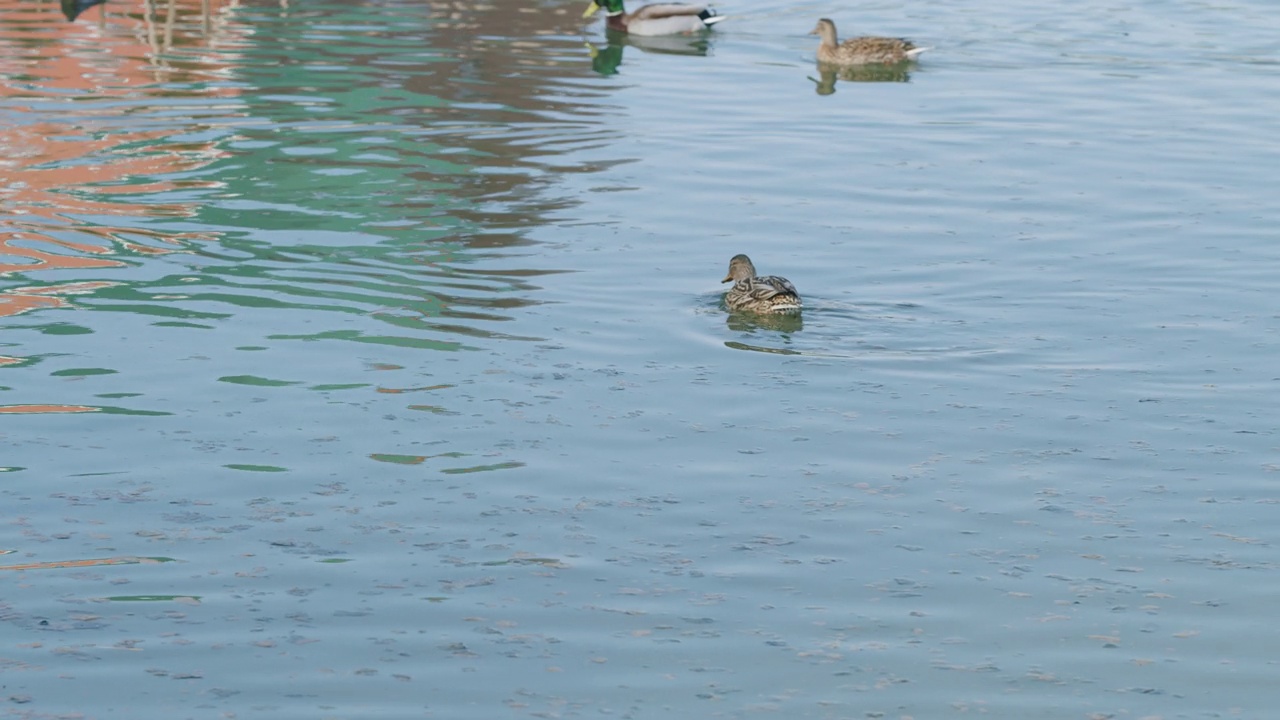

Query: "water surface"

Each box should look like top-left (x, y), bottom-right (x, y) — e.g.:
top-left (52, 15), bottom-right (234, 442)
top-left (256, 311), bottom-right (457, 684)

top-left (3, 0), bottom-right (1280, 718)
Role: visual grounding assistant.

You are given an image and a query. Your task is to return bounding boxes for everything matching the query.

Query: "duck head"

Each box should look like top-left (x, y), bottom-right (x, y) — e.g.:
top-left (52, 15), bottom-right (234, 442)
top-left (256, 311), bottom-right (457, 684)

top-left (584, 0), bottom-right (626, 18)
top-left (723, 254), bottom-right (758, 283)
top-left (810, 18), bottom-right (838, 46)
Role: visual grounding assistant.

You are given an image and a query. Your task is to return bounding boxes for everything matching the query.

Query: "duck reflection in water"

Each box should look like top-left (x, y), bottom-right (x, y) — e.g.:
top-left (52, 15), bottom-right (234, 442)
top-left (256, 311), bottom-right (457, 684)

top-left (586, 31), bottom-right (711, 76)
top-left (725, 311), bottom-right (803, 334)
top-left (808, 63), bottom-right (912, 94)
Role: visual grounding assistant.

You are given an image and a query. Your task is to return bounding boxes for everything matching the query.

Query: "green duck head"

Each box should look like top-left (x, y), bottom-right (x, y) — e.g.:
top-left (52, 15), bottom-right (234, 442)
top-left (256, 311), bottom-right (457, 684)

top-left (583, 0), bottom-right (626, 18)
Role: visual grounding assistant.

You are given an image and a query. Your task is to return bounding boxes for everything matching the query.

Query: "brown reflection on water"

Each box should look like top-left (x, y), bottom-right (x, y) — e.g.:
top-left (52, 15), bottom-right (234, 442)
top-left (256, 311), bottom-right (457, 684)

top-left (0, 280), bottom-right (119, 318)
top-left (0, 404), bottom-right (101, 414)
top-left (809, 62), bottom-right (913, 95)
top-left (0, 0), bottom-right (244, 279)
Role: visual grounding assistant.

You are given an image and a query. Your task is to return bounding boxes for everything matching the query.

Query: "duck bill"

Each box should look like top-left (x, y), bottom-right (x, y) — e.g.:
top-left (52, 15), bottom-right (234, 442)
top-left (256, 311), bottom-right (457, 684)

top-left (583, 1), bottom-right (601, 18)
top-left (721, 275), bottom-right (733, 283)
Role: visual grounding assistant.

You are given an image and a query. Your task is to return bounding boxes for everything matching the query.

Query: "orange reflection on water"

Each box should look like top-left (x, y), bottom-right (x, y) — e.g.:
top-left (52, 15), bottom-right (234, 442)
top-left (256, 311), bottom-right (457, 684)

top-left (0, 0), bottom-right (246, 280)
top-left (0, 404), bottom-right (101, 414)
top-left (0, 280), bottom-right (120, 318)
top-left (0, 555), bottom-right (172, 571)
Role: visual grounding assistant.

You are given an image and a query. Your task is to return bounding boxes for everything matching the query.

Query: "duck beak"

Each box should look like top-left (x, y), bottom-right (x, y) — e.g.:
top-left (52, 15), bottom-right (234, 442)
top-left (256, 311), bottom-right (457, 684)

top-left (583, 1), bottom-right (601, 18)
top-left (721, 274), bottom-right (733, 283)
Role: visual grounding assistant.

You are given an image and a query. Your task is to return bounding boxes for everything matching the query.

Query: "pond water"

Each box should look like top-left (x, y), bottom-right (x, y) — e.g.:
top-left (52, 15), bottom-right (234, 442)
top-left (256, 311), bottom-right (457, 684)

top-left (3, 0), bottom-right (1279, 717)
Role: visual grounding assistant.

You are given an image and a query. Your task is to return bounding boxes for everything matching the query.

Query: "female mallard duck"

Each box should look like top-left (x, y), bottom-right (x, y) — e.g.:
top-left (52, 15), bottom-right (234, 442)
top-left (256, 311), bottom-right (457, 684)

top-left (810, 18), bottom-right (927, 65)
top-left (722, 254), bottom-right (802, 314)
top-left (584, 0), bottom-right (725, 36)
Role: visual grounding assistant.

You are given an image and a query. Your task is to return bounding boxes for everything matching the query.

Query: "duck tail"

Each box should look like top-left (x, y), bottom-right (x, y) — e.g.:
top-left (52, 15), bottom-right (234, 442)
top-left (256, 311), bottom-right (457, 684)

top-left (699, 9), bottom-right (727, 25)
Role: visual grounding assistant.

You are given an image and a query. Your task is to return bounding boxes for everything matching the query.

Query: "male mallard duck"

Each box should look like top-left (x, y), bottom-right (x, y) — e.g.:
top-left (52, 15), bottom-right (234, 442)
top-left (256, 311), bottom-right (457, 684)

top-left (810, 18), bottom-right (927, 65)
top-left (584, 0), bottom-right (725, 36)
top-left (722, 254), bottom-right (802, 314)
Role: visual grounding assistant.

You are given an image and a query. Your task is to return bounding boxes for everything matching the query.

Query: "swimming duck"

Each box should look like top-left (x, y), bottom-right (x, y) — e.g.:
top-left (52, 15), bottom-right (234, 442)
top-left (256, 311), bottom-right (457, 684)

top-left (810, 18), bottom-right (927, 65)
top-left (722, 254), bottom-right (802, 314)
top-left (583, 0), bottom-right (725, 36)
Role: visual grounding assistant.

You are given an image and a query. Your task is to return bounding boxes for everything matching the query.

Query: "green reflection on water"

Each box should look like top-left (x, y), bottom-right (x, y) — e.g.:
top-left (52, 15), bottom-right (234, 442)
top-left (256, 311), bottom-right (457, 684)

top-left (309, 383), bottom-right (369, 391)
top-left (440, 461), bottom-right (525, 474)
top-left (267, 329), bottom-right (467, 351)
top-left (50, 368), bottom-right (118, 377)
top-left (217, 375), bottom-right (301, 387)
top-left (96, 406), bottom-right (173, 416)
top-left (38, 324), bottom-right (94, 336)
top-left (368, 453), bottom-right (427, 465)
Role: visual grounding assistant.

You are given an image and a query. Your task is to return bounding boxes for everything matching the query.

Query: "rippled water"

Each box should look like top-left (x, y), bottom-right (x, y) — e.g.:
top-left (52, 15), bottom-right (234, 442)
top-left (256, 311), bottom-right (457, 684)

top-left (3, 0), bottom-right (1280, 717)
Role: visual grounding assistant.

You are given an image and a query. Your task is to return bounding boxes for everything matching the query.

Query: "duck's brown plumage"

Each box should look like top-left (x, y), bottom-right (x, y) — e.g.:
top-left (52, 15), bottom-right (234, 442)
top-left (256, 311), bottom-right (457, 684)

top-left (810, 18), bottom-right (926, 65)
top-left (721, 254), bottom-right (802, 314)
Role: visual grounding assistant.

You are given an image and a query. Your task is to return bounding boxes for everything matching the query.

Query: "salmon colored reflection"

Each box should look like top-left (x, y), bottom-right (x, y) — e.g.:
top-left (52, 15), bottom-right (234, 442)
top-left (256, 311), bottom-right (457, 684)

top-left (0, 555), bottom-right (171, 571)
top-left (0, 280), bottom-right (119, 318)
top-left (0, 405), bottom-right (101, 414)
top-left (0, 0), bottom-right (247, 278)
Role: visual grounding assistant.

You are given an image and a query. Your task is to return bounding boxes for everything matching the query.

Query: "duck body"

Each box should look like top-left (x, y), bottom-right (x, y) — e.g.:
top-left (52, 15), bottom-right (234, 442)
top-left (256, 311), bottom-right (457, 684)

top-left (722, 254), bottom-right (802, 314)
top-left (810, 18), bottom-right (926, 65)
top-left (584, 0), bottom-right (724, 36)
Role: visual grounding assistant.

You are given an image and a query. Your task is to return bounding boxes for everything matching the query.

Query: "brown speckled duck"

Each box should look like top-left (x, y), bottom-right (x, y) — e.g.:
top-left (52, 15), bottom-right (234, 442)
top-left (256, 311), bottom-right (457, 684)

top-left (722, 255), bottom-right (802, 314)
top-left (810, 18), bottom-right (927, 65)
top-left (584, 0), bottom-right (725, 36)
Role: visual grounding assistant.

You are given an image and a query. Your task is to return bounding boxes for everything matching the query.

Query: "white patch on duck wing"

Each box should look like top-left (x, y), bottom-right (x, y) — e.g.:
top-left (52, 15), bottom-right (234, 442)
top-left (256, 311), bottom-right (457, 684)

top-left (625, 15), bottom-right (710, 35)
top-left (630, 3), bottom-right (710, 18)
